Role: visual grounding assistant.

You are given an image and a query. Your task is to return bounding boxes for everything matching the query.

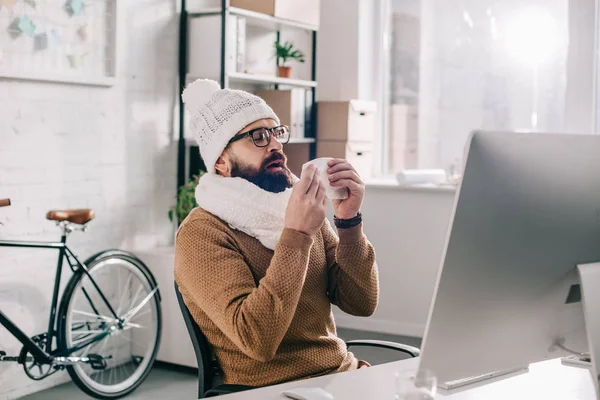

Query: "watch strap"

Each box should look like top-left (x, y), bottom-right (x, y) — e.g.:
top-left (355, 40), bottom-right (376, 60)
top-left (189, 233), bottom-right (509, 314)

top-left (334, 212), bottom-right (362, 229)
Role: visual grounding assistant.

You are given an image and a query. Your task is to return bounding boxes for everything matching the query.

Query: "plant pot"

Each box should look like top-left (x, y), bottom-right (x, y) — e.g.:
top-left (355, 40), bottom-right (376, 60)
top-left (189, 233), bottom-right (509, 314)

top-left (277, 66), bottom-right (292, 78)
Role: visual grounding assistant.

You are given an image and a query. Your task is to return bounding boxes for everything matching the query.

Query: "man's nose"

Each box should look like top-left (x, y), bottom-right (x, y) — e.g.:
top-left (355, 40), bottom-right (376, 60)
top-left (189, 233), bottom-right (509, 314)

top-left (267, 133), bottom-right (283, 152)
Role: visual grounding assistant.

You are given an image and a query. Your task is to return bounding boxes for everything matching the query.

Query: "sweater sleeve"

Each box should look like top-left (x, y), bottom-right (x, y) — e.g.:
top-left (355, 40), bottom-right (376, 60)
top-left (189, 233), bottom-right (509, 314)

top-left (174, 218), bottom-right (313, 362)
top-left (323, 219), bottom-right (379, 317)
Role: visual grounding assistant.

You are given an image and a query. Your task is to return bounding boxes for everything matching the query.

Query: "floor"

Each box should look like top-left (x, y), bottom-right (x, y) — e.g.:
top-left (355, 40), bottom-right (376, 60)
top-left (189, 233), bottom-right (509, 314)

top-left (20, 328), bottom-right (421, 400)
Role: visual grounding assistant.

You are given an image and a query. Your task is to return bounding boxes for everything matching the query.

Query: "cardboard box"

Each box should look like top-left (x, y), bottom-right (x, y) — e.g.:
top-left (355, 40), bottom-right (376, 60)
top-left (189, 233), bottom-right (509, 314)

top-left (186, 0), bottom-right (274, 14)
top-left (388, 104), bottom-right (419, 172)
top-left (274, 0), bottom-right (319, 27)
top-left (231, 0), bottom-right (275, 15)
top-left (317, 101), bottom-right (377, 142)
top-left (317, 141), bottom-right (373, 180)
top-left (389, 104), bottom-right (418, 145)
top-left (234, 0), bottom-right (320, 27)
top-left (283, 142), bottom-right (310, 177)
top-left (186, 0), bottom-right (319, 27)
top-left (256, 89), bottom-right (307, 139)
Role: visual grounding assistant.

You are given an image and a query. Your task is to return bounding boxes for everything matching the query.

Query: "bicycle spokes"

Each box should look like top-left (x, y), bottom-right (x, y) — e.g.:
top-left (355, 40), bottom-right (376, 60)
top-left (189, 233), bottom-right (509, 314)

top-left (62, 256), bottom-right (159, 394)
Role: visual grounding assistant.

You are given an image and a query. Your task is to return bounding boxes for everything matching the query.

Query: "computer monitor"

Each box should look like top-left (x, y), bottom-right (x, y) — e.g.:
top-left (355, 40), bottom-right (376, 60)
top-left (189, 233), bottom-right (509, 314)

top-left (418, 130), bottom-right (600, 394)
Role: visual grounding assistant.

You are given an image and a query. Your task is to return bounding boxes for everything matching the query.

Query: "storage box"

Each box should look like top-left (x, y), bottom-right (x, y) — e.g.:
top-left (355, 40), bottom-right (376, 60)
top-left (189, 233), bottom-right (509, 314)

top-left (388, 104), bottom-right (419, 172)
top-left (317, 100), bottom-right (377, 142)
top-left (284, 142), bottom-right (310, 177)
top-left (273, 0), bottom-right (319, 27)
top-left (256, 89), bottom-right (307, 139)
top-left (317, 141), bottom-right (373, 180)
top-left (231, 0), bottom-right (275, 16)
top-left (189, 0), bottom-right (319, 27)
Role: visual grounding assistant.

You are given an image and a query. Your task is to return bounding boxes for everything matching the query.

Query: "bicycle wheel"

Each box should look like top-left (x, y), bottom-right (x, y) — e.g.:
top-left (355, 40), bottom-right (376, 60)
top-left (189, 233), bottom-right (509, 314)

top-left (57, 254), bottom-right (162, 399)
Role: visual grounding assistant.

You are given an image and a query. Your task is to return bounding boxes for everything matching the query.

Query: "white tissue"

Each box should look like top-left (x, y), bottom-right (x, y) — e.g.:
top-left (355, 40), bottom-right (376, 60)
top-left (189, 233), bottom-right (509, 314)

top-left (302, 158), bottom-right (349, 200)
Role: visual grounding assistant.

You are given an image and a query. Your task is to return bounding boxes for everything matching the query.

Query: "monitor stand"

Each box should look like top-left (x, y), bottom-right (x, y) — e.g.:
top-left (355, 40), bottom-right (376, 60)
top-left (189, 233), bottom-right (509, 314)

top-left (570, 262), bottom-right (600, 397)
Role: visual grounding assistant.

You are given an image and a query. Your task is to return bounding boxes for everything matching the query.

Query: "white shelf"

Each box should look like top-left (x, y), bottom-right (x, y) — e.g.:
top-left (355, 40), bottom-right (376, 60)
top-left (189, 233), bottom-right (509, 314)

top-left (187, 7), bottom-right (318, 32)
top-left (185, 137), bottom-right (315, 146)
top-left (288, 138), bottom-right (316, 144)
top-left (187, 73), bottom-right (317, 89)
top-left (227, 72), bottom-right (317, 88)
top-left (230, 7), bottom-right (318, 32)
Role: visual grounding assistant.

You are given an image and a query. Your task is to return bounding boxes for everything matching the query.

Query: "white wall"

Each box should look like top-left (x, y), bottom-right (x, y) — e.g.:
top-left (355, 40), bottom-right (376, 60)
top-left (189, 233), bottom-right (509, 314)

top-left (316, 0), bottom-right (360, 101)
top-left (317, 0), bottom-right (383, 102)
top-left (0, 1), bottom-right (178, 398)
top-left (330, 186), bottom-right (456, 338)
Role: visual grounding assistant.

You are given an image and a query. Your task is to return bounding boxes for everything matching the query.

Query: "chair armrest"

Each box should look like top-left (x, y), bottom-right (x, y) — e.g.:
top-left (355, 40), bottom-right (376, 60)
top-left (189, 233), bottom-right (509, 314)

top-left (346, 339), bottom-right (421, 358)
top-left (204, 384), bottom-right (254, 397)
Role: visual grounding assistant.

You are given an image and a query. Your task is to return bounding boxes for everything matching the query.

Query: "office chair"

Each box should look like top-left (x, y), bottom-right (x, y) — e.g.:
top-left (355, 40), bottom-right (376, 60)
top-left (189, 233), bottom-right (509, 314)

top-left (174, 281), bottom-right (420, 398)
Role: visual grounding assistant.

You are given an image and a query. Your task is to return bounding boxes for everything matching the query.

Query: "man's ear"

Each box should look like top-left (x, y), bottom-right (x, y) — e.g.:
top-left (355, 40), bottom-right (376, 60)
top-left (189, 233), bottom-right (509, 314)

top-left (214, 152), bottom-right (231, 177)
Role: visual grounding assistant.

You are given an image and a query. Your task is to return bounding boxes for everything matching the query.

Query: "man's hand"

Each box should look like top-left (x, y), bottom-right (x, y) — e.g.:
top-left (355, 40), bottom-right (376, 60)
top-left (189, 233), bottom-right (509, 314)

top-left (328, 159), bottom-right (365, 219)
top-left (284, 164), bottom-right (326, 236)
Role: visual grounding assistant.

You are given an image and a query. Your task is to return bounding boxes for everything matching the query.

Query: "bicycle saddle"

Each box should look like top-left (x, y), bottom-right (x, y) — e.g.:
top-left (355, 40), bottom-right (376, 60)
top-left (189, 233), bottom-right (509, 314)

top-left (46, 209), bottom-right (95, 225)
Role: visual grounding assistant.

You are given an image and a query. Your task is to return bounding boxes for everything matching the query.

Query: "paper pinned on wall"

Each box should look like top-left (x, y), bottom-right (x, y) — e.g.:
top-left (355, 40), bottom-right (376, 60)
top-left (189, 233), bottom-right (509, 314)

top-left (67, 53), bottom-right (86, 68)
top-left (77, 24), bottom-right (92, 41)
top-left (0, 0), bottom-right (16, 11)
top-left (34, 29), bottom-right (61, 50)
top-left (66, 0), bottom-right (85, 16)
top-left (25, 0), bottom-right (44, 8)
top-left (12, 16), bottom-right (37, 37)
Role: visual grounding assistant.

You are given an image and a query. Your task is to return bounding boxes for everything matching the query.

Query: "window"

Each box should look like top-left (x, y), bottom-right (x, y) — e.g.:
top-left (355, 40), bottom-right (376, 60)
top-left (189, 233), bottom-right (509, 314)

top-left (383, 0), bottom-right (597, 175)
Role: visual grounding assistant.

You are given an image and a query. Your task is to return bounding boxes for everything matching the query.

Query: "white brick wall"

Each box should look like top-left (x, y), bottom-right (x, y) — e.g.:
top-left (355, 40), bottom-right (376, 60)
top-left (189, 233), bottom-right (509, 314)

top-left (0, 1), bottom-right (178, 398)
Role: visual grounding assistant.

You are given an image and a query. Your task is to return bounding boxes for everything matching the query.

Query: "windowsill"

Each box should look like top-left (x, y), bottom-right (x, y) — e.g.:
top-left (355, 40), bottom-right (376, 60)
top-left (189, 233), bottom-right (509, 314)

top-left (364, 177), bottom-right (458, 193)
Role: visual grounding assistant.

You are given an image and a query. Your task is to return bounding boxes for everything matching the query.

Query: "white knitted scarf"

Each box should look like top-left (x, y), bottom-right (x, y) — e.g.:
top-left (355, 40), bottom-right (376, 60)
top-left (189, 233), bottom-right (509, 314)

top-left (195, 173), bottom-right (293, 250)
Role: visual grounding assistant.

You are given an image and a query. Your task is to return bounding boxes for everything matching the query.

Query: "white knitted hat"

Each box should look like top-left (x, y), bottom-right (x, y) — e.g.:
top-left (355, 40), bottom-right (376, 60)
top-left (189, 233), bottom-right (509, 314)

top-left (182, 79), bottom-right (280, 173)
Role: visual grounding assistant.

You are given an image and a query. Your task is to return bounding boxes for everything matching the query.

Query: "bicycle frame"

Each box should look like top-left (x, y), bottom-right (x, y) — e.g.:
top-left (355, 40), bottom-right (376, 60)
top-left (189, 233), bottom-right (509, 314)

top-left (0, 235), bottom-right (118, 364)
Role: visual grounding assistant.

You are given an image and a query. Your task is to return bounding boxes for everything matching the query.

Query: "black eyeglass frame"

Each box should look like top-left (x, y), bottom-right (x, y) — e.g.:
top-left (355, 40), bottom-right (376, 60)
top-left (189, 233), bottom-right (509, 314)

top-left (227, 125), bottom-right (291, 147)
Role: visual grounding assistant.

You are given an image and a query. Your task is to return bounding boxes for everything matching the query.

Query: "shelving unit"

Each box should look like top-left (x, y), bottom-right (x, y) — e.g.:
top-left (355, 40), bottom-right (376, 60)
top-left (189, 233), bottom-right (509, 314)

top-left (177, 0), bottom-right (318, 189)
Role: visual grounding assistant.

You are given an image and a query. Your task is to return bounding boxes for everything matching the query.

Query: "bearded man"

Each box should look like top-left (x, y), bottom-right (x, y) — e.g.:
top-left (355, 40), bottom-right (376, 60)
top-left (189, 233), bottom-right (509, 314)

top-left (174, 79), bottom-right (378, 388)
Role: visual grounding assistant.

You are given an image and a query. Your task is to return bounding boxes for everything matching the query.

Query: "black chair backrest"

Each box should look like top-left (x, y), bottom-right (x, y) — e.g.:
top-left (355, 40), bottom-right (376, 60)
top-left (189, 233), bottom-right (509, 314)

top-left (174, 281), bottom-right (218, 398)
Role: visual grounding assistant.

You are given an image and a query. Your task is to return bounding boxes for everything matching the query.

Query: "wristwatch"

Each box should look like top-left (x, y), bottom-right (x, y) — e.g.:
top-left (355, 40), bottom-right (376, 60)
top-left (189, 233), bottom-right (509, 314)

top-left (334, 212), bottom-right (362, 229)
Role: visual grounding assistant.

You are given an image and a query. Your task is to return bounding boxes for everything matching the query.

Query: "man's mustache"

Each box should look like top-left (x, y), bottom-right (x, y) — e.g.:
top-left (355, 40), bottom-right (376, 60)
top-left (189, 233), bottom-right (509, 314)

top-left (261, 152), bottom-right (286, 169)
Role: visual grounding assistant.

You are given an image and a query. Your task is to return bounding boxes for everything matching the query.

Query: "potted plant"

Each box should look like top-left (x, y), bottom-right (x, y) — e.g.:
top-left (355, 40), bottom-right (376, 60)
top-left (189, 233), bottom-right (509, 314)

top-left (274, 40), bottom-right (305, 78)
top-left (169, 172), bottom-right (205, 226)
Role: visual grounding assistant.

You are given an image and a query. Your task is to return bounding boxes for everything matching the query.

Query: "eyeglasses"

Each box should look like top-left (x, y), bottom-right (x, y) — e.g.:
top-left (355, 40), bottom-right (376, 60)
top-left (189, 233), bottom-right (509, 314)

top-left (228, 125), bottom-right (291, 148)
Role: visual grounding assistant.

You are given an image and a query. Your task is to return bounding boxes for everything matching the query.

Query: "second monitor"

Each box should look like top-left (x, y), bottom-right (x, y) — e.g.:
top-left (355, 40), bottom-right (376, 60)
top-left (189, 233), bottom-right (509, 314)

top-left (418, 131), bottom-right (600, 394)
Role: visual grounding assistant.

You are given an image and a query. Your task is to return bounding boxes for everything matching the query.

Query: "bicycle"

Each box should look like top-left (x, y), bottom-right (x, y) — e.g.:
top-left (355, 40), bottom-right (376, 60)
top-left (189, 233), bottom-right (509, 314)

top-left (0, 198), bottom-right (162, 399)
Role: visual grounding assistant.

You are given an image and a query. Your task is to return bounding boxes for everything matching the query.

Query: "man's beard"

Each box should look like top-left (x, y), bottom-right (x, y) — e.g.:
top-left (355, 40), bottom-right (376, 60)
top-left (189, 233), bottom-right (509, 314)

top-left (230, 152), bottom-right (294, 193)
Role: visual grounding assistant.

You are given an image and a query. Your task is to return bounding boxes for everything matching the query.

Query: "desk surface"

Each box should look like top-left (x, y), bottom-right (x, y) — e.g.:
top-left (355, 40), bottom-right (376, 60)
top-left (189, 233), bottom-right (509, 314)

top-left (219, 358), bottom-right (596, 400)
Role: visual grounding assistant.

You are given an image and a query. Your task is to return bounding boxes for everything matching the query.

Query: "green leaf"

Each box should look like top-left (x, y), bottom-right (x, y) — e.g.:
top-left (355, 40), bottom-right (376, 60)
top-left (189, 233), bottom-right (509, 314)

top-left (273, 40), bottom-right (304, 66)
top-left (170, 171), bottom-right (205, 225)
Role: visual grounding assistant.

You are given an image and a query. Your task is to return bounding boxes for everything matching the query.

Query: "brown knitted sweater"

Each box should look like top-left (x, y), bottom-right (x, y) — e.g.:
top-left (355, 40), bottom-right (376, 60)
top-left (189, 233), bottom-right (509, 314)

top-left (174, 207), bottom-right (379, 387)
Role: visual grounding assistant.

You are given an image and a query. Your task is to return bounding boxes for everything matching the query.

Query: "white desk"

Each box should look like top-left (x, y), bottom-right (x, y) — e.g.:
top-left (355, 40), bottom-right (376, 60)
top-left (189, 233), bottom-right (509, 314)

top-left (218, 358), bottom-right (597, 400)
